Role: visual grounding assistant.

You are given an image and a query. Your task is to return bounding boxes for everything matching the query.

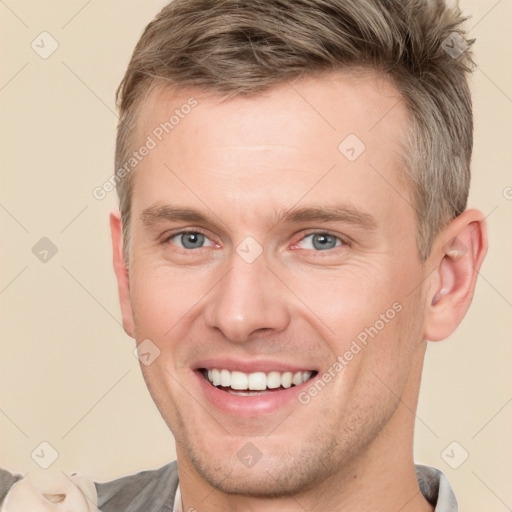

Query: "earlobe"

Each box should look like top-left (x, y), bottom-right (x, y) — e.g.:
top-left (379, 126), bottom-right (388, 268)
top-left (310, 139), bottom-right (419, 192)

top-left (424, 209), bottom-right (488, 341)
top-left (110, 210), bottom-right (135, 338)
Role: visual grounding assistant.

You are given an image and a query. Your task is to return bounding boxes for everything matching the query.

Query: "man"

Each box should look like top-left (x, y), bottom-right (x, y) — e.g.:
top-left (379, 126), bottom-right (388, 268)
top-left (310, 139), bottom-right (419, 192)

top-left (101, 0), bottom-right (487, 510)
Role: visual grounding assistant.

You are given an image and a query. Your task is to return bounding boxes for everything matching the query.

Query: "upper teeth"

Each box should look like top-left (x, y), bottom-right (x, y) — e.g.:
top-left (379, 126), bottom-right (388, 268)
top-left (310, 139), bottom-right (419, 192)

top-left (206, 369), bottom-right (313, 390)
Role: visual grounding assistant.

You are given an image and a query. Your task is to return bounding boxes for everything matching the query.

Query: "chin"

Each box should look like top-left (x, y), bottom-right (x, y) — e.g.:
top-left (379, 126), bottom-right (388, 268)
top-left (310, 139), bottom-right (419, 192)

top-left (193, 456), bottom-right (322, 497)
top-left (181, 431), bottom-right (342, 498)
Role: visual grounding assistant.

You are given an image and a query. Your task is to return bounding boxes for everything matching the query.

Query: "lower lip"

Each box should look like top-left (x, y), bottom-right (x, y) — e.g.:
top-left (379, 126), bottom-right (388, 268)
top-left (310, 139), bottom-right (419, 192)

top-left (194, 370), bottom-right (316, 416)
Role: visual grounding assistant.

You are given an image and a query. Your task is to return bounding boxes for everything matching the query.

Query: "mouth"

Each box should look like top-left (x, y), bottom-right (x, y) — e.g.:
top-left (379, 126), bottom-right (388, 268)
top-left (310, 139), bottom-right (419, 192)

top-left (199, 368), bottom-right (318, 396)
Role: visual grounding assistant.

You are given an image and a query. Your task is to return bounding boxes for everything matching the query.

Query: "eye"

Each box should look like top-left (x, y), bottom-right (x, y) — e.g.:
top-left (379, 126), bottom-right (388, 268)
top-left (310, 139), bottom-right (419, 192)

top-left (167, 231), bottom-right (215, 249)
top-left (296, 233), bottom-right (343, 251)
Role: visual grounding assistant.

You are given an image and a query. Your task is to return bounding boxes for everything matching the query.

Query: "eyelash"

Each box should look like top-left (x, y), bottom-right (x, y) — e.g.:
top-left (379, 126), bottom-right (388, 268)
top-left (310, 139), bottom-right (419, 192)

top-left (162, 229), bottom-right (350, 253)
top-left (292, 230), bottom-right (349, 252)
top-left (163, 229), bottom-right (216, 250)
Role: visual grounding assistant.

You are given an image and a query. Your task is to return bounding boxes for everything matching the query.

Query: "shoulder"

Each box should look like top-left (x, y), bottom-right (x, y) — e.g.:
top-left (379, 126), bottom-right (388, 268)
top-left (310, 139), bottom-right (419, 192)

top-left (415, 464), bottom-right (458, 512)
top-left (95, 460), bottom-right (179, 512)
top-left (0, 468), bottom-right (23, 507)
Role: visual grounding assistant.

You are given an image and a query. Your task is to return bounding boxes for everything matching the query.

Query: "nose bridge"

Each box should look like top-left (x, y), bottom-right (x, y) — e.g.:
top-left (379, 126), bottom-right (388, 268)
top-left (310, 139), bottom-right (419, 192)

top-left (204, 251), bottom-right (290, 342)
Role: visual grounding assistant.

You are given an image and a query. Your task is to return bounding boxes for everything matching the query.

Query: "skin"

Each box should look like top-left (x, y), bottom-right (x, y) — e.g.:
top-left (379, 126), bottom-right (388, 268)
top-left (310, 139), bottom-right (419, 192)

top-left (2, 472), bottom-right (98, 511)
top-left (110, 70), bottom-right (487, 511)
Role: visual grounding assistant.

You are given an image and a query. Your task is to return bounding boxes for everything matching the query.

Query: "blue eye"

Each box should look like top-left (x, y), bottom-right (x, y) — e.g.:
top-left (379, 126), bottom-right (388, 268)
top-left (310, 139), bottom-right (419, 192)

top-left (169, 231), bottom-right (213, 249)
top-left (298, 233), bottom-right (342, 251)
top-left (165, 231), bottom-right (344, 253)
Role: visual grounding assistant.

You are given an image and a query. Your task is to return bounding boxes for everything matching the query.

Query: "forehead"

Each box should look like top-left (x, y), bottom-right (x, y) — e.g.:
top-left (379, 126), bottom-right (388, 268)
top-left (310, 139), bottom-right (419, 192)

top-left (130, 70), bottom-right (412, 231)
top-left (136, 69), bottom-right (408, 148)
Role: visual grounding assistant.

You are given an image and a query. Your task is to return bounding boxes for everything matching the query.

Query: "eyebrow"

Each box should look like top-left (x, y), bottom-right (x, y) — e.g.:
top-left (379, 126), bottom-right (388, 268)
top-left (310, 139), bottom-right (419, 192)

top-left (140, 203), bottom-right (378, 232)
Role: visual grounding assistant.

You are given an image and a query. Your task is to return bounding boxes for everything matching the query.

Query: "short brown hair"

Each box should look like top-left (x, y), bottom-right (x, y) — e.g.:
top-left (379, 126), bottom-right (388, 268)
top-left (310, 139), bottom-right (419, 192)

top-left (115, 0), bottom-right (475, 266)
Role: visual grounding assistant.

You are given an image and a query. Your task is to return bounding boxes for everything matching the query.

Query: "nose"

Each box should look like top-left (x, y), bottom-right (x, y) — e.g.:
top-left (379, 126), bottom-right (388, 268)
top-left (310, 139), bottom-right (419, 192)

top-left (204, 253), bottom-right (291, 343)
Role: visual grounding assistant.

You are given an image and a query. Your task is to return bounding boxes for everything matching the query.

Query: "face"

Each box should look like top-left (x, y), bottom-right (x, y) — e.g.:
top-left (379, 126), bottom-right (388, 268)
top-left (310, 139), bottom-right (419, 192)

top-left (114, 71), bottom-right (430, 496)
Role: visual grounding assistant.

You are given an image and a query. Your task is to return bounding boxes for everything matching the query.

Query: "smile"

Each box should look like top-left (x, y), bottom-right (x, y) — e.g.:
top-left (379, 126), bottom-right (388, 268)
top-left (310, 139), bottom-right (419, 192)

top-left (201, 368), bottom-right (317, 396)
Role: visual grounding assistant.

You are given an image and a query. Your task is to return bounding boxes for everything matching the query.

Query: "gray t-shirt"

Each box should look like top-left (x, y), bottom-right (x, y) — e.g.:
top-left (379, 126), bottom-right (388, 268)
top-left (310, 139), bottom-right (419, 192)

top-left (94, 461), bottom-right (458, 511)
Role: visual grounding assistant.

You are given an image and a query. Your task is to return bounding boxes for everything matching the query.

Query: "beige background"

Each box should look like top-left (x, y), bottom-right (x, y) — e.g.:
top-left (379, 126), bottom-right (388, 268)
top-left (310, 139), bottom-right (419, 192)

top-left (0, 0), bottom-right (511, 510)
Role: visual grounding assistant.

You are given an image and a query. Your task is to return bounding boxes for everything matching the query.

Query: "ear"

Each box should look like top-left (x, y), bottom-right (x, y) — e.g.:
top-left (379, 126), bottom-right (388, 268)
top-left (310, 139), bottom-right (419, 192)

top-left (423, 209), bottom-right (488, 342)
top-left (110, 210), bottom-right (135, 338)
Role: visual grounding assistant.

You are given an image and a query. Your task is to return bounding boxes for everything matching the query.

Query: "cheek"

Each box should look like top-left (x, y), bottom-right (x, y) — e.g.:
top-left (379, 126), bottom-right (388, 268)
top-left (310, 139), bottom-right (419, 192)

top-left (286, 261), bottom-right (400, 344)
top-left (353, 290), bottom-right (425, 398)
top-left (130, 263), bottom-right (211, 339)
top-left (292, 262), bottom-right (419, 389)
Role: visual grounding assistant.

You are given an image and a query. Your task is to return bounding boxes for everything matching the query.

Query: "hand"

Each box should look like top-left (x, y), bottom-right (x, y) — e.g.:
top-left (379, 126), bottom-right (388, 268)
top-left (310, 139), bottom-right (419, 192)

top-left (2, 471), bottom-right (98, 512)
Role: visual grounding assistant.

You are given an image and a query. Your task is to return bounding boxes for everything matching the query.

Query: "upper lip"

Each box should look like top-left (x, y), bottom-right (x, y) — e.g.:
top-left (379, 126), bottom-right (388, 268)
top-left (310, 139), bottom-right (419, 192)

top-left (193, 358), bottom-right (318, 374)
